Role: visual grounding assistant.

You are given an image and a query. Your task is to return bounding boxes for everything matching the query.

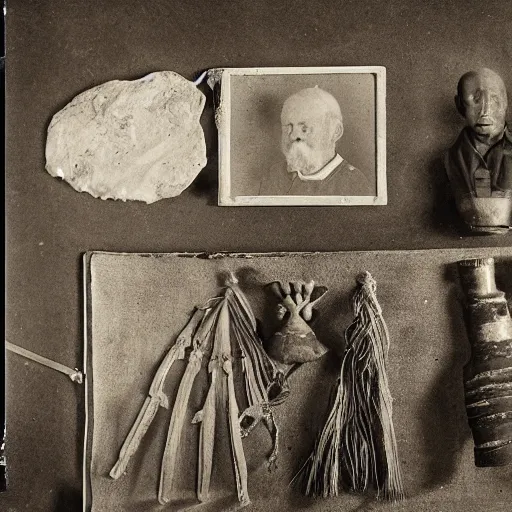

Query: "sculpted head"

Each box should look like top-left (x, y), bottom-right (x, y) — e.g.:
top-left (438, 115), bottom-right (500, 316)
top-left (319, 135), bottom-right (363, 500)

top-left (281, 87), bottom-right (343, 175)
top-left (455, 68), bottom-right (508, 140)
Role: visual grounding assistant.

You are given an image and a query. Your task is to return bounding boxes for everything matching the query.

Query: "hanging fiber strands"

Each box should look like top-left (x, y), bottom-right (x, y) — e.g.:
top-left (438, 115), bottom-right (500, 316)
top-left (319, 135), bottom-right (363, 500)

top-left (227, 277), bottom-right (290, 468)
top-left (110, 274), bottom-right (289, 507)
top-left (299, 272), bottom-right (404, 501)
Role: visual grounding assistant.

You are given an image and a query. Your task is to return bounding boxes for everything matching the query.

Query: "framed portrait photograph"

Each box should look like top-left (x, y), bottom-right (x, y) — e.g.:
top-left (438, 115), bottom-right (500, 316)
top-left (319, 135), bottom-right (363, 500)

top-left (213, 66), bottom-right (387, 206)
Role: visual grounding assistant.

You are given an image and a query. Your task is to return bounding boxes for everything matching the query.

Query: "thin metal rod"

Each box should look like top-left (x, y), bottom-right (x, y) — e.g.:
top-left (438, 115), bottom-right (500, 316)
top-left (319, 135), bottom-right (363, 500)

top-left (5, 341), bottom-right (83, 384)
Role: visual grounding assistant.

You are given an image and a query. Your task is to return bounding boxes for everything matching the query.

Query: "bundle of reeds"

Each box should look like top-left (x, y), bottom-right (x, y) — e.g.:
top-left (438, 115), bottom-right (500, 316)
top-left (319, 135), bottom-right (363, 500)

top-left (110, 274), bottom-right (289, 507)
top-left (300, 272), bottom-right (404, 501)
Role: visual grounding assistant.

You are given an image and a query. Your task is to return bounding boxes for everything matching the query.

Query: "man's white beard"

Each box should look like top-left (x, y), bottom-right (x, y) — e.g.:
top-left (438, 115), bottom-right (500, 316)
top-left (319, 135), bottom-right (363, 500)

top-left (283, 142), bottom-right (326, 176)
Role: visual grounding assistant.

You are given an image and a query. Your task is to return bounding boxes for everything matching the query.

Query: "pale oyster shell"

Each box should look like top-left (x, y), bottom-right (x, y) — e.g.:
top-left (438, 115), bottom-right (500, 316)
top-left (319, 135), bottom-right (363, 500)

top-left (45, 71), bottom-right (207, 203)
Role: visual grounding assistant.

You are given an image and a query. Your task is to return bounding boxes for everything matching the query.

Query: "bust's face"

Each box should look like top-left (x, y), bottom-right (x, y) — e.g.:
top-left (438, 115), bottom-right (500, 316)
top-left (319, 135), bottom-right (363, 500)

top-left (280, 97), bottom-right (338, 175)
top-left (459, 71), bottom-right (508, 139)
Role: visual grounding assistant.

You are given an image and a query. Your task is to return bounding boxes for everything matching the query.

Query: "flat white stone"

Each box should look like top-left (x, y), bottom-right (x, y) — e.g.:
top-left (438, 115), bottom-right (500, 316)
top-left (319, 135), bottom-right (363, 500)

top-left (45, 71), bottom-right (207, 203)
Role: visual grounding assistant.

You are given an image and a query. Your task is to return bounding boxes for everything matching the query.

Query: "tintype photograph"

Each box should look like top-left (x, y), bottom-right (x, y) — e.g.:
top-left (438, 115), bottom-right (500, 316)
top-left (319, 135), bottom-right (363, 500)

top-left (215, 66), bottom-right (387, 206)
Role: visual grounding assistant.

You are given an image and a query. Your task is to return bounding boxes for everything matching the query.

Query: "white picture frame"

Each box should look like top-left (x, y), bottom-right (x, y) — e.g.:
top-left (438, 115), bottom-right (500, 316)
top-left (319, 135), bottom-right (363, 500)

top-left (211, 66), bottom-right (387, 206)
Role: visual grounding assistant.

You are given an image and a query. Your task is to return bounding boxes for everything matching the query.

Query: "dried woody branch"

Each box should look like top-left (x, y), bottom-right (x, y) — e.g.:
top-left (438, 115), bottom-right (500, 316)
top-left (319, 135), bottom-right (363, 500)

top-left (110, 274), bottom-right (289, 507)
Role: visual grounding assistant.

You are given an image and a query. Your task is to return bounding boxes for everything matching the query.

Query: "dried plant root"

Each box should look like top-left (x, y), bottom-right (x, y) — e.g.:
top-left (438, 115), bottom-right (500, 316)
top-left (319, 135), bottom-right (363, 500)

top-left (226, 283), bottom-right (288, 469)
top-left (228, 281), bottom-right (288, 404)
top-left (266, 280), bottom-right (328, 364)
top-left (190, 278), bottom-right (289, 505)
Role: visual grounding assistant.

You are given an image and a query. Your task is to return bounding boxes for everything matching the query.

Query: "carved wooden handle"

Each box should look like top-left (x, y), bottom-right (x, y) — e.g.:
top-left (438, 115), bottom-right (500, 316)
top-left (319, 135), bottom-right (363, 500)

top-left (458, 257), bottom-right (512, 467)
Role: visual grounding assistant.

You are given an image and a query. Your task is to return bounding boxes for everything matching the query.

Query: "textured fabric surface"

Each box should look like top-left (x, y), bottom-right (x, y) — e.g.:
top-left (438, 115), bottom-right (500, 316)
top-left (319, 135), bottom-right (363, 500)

top-left (86, 249), bottom-right (512, 512)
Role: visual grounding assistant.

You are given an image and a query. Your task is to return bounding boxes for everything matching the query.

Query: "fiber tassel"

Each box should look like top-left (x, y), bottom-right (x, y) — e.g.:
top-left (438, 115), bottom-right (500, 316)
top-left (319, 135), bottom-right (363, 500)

top-left (300, 272), bottom-right (404, 501)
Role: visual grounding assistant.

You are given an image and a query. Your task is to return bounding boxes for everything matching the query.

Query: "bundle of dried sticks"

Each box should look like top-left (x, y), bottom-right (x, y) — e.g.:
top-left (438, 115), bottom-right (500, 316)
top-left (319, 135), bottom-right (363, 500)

top-left (110, 274), bottom-right (289, 507)
top-left (299, 272), bottom-right (404, 501)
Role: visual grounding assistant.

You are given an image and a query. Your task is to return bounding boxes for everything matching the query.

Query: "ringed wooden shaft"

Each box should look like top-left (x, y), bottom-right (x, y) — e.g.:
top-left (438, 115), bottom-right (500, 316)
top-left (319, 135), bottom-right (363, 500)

top-left (458, 258), bottom-right (500, 298)
top-left (458, 258), bottom-right (512, 467)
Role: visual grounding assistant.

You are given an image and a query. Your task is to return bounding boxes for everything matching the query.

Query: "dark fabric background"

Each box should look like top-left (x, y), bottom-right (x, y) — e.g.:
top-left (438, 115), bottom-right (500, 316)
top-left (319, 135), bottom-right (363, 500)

top-left (4, 0), bottom-right (512, 511)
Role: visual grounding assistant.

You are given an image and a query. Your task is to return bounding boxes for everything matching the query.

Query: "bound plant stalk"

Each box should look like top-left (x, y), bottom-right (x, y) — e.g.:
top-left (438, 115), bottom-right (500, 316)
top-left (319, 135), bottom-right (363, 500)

top-left (110, 308), bottom-right (205, 480)
top-left (158, 305), bottom-right (220, 504)
top-left (108, 275), bottom-right (292, 507)
top-left (458, 257), bottom-right (512, 467)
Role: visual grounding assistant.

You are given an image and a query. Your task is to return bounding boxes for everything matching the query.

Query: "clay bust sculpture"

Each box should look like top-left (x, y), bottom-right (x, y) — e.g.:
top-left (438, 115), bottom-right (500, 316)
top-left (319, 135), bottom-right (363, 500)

top-left (445, 68), bottom-right (512, 233)
top-left (258, 87), bottom-right (372, 196)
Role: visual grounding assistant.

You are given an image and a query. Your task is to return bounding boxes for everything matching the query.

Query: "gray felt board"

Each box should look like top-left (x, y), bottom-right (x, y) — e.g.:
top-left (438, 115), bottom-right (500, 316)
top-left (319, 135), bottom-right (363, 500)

top-left (85, 249), bottom-right (512, 512)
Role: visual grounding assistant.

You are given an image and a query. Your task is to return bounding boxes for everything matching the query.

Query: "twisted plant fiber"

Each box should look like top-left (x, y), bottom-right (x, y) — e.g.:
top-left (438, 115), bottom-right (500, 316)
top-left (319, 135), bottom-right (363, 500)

top-left (302, 272), bottom-right (404, 501)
